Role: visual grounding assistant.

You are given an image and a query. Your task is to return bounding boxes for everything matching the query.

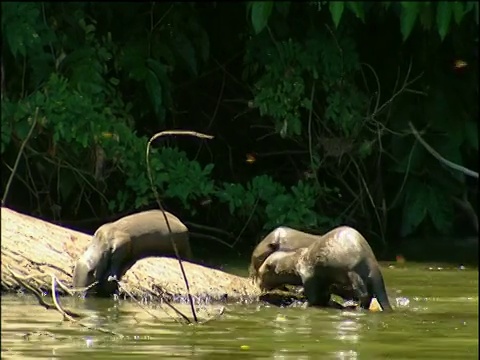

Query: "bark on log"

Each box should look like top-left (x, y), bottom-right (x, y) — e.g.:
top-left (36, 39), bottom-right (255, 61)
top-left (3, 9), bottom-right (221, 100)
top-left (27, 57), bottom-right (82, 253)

top-left (1, 207), bottom-right (260, 302)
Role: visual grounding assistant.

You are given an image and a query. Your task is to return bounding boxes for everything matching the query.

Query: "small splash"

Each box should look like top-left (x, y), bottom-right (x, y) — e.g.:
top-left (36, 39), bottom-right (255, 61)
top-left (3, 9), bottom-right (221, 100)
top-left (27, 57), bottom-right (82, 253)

top-left (240, 345), bottom-right (250, 350)
top-left (85, 337), bottom-right (94, 348)
top-left (395, 297), bottom-right (410, 307)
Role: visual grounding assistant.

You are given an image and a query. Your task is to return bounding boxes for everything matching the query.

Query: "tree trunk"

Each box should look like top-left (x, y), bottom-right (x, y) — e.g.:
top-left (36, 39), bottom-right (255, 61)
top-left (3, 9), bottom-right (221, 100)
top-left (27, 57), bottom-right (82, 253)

top-left (1, 207), bottom-right (259, 302)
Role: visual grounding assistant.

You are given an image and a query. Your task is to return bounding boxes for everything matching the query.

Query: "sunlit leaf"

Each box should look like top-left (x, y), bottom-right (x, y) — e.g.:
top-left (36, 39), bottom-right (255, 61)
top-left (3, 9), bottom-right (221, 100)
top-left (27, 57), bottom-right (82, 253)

top-left (453, 59), bottom-right (468, 69)
top-left (246, 153), bottom-right (256, 164)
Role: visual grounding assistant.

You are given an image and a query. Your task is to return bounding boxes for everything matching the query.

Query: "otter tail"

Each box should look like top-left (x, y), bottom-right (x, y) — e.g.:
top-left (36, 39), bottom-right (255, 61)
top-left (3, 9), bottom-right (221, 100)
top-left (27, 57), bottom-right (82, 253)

top-left (370, 268), bottom-right (393, 312)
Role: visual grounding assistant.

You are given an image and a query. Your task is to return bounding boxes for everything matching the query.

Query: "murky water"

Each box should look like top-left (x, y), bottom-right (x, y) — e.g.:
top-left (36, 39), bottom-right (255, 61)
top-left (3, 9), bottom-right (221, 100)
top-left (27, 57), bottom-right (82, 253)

top-left (1, 262), bottom-right (478, 359)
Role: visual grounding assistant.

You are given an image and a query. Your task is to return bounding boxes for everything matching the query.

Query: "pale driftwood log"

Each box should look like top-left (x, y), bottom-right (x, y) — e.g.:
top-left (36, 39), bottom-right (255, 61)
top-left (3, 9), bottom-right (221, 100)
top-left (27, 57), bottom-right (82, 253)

top-left (1, 207), bottom-right (260, 302)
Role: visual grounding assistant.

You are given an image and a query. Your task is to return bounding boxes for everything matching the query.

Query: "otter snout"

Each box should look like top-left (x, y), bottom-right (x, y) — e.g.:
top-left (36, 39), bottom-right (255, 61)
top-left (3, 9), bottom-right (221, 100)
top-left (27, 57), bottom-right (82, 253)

top-left (72, 258), bottom-right (96, 289)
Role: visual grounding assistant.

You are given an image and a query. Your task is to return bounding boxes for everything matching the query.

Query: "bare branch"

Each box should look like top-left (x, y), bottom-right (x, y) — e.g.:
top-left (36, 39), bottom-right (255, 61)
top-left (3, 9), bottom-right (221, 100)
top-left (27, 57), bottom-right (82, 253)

top-left (146, 130), bottom-right (214, 323)
top-left (409, 122), bottom-right (478, 179)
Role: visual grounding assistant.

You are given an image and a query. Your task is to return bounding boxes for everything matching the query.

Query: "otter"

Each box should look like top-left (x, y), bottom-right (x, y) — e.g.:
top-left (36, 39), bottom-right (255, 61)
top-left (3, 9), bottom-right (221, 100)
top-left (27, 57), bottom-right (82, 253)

top-left (249, 226), bottom-right (320, 280)
top-left (72, 210), bottom-right (191, 296)
top-left (256, 226), bottom-right (392, 311)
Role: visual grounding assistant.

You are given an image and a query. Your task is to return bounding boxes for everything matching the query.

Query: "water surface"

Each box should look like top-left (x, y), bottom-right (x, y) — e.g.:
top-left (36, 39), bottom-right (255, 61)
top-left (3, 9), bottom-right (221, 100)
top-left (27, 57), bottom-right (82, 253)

top-left (1, 262), bottom-right (478, 359)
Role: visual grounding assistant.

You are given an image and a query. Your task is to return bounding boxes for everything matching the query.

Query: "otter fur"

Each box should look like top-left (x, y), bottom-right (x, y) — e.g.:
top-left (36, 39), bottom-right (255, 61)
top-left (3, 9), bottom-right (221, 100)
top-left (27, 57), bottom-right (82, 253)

top-left (256, 226), bottom-right (392, 311)
top-left (72, 210), bottom-right (191, 296)
top-left (249, 226), bottom-right (320, 280)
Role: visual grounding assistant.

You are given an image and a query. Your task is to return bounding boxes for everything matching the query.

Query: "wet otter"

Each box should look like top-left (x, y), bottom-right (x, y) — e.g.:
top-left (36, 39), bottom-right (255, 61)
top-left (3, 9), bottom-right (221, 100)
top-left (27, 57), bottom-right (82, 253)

top-left (249, 226), bottom-right (320, 280)
top-left (256, 226), bottom-right (392, 311)
top-left (72, 210), bottom-right (191, 296)
top-left (257, 251), bottom-right (357, 301)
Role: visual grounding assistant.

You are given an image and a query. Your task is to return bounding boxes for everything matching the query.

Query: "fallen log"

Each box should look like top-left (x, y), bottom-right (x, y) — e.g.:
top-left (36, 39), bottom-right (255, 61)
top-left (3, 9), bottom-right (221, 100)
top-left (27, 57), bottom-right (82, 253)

top-left (1, 207), bottom-right (260, 303)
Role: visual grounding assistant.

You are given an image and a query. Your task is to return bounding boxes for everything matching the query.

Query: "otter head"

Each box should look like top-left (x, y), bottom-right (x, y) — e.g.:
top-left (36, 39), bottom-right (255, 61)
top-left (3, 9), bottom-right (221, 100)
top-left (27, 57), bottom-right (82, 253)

top-left (72, 240), bottom-right (117, 297)
top-left (256, 251), bottom-right (302, 291)
top-left (249, 227), bottom-right (291, 279)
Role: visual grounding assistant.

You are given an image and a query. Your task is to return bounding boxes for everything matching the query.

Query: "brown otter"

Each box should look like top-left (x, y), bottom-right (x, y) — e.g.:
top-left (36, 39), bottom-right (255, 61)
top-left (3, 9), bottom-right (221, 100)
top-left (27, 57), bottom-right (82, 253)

top-left (249, 226), bottom-right (320, 280)
top-left (256, 226), bottom-right (392, 311)
top-left (257, 251), bottom-right (357, 301)
top-left (72, 210), bottom-right (191, 296)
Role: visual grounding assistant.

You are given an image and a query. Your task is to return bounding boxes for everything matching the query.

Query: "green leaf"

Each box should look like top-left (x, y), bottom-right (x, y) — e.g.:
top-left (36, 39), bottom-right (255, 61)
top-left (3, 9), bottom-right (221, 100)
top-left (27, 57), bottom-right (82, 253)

top-left (329, 2), bottom-right (345, 28)
top-left (346, 2), bottom-right (365, 22)
top-left (452, 2), bottom-right (465, 24)
top-left (419, 3), bottom-right (434, 29)
top-left (145, 69), bottom-right (163, 116)
top-left (203, 163), bottom-right (215, 175)
top-left (174, 33), bottom-right (198, 77)
top-left (251, 1), bottom-right (274, 34)
top-left (196, 27), bottom-right (210, 63)
top-left (464, 2), bottom-right (475, 12)
top-left (400, 2), bottom-right (420, 41)
top-left (464, 120), bottom-right (478, 151)
top-left (275, 1), bottom-right (291, 17)
top-left (401, 179), bottom-right (428, 237)
top-left (436, 2), bottom-right (452, 41)
top-left (426, 188), bottom-right (453, 234)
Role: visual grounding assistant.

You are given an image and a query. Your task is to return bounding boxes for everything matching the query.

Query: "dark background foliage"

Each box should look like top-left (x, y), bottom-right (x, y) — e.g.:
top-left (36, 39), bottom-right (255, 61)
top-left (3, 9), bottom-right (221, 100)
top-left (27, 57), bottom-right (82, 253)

top-left (1, 2), bottom-right (478, 258)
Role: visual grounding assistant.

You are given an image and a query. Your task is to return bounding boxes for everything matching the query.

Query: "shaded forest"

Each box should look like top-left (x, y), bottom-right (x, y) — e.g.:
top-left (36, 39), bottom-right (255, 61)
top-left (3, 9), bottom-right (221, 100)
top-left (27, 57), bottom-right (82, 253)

top-left (1, 2), bottom-right (478, 256)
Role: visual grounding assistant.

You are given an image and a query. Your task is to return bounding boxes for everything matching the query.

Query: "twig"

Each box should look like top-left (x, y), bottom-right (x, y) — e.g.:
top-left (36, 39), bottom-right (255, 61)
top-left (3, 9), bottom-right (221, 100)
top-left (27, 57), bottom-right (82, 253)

top-left (350, 158), bottom-right (386, 246)
top-left (231, 196), bottom-right (260, 248)
top-left (146, 130), bottom-right (213, 324)
top-left (360, 63), bottom-right (381, 118)
top-left (2, 107), bottom-right (39, 206)
top-left (194, 74), bottom-right (226, 161)
top-left (6, 266), bottom-right (83, 318)
top-left (50, 276), bottom-right (123, 337)
top-left (408, 122), bottom-right (478, 179)
top-left (189, 232), bottom-right (235, 249)
top-left (184, 221), bottom-right (236, 240)
top-left (372, 71), bottom-right (423, 118)
top-left (387, 141), bottom-right (417, 211)
top-left (198, 306), bottom-right (225, 325)
top-left (307, 82), bottom-right (321, 190)
top-left (151, 3), bottom-right (174, 33)
top-left (23, 330), bottom-right (69, 341)
top-left (115, 280), bottom-right (189, 324)
top-left (25, 144), bottom-right (110, 206)
top-left (451, 193), bottom-right (479, 234)
top-left (2, 162), bottom-right (37, 197)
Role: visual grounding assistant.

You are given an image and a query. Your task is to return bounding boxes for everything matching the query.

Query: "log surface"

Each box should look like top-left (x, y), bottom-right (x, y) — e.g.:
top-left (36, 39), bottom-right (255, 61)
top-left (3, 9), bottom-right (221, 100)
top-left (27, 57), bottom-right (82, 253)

top-left (1, 207), bottom-right (260, 302)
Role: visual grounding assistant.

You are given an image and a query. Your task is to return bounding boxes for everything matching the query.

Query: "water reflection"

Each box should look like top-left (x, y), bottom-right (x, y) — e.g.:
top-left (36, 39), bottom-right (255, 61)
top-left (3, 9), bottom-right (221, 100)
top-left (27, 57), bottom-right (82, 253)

top-left (1, 265), bottom-right (478, 359)
top-left (335, 316), bottom-right (361, 343)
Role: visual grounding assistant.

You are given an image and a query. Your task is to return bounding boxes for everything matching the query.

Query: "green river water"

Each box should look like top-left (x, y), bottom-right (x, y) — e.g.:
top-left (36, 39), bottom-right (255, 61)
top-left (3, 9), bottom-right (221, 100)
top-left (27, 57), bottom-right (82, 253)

top-left (1, 261), bottom-right (478, 359)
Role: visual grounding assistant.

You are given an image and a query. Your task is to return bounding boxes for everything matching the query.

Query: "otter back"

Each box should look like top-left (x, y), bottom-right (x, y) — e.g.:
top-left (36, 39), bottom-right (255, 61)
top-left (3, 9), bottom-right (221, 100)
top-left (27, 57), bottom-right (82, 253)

top-left (72, 209), bottom-right (191, 296)
top-left (256, 226), bottom-right (392, 311)
top-left (298, 226), bottom-right (392, 311)
top-left (105, 210), bottom-right (191, 260)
